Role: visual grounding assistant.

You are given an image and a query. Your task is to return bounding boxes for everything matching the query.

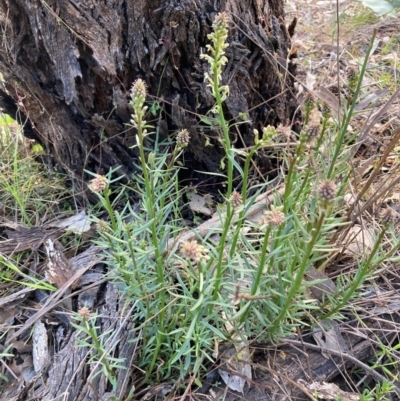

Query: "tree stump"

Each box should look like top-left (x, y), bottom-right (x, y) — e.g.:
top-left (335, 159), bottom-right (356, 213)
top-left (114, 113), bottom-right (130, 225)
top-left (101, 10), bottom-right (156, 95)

top-left (0, 0), bottom-right (297, 198)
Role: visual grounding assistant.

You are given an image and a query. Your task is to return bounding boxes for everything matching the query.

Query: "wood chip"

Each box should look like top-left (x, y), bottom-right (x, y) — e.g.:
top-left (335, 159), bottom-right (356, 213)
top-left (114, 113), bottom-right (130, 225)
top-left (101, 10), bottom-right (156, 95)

top-left (44, 239), bottom-right (75, 288)
top-left (32, 320), bottom-right (49, 373)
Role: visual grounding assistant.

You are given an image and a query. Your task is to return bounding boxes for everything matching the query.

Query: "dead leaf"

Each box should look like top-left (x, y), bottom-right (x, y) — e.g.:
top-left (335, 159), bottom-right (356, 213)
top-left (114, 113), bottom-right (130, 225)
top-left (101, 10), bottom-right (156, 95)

top-left (372, 302), bottom-right (400, 315)
top-left (305, 72), bottom-right (316, 91)
top-left (141, 383), bottom-right (173, 400)
top-left (218, 313), bottom-right (252, 394)
top-left (354, 89), bottom-right (388, 112)
top-left (49, 210), bottom-right (91, 234)
top-left (314, 87), bottom-right (343, 119)
top-left (187, 191), bottom-right (213, 216)
top-left (305, 266), bottom-right (336, 302)
top-left (312, 319), bottom-right (349, 359)
top-left (351, 157), bottom-right (375, 187)
top-left (218, 344), bottom-right (252, 394)
top-left (342, 225), bottom-right (375, 257)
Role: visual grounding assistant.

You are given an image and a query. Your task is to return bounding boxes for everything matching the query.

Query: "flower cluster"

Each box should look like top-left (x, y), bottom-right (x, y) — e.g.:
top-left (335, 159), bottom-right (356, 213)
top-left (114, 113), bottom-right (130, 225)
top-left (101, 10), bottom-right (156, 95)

top-left (130, 79), bottom-right (148, 138)
top-left (320, 101), bottom-right (331, 119)
top-left (301, 109), bottom-right (321, 144)
top-left (317, 179), bottom-right (337, 209)
top-left (304, 92), bottom-right (315, 111)
top-left (96, 220), bottom-right (110, 232)
top-left (275, 124), bottom-right (293, 142)
top-left (318, 179), bottom-right (336, 202)
top-left (381, 208), bottom-right (397, 226)
top-left (180, 240), bottom-right (210, 263)
top-left (301, 126), bottom-right (320, 144)
top-left (176, 129), bottom-right (190, 148)
top-left (131, 79), bottom-right (147, 109)
top-left (88, 174), bottom-right (109, 193)
top-left (347, 67), bottom-right (358, 92)
top-left (200, 12), bottom-right (230, 101)
top-left (230, 190), bottom-right (242, 208)
top-left (78, 306), bottom-right (91, 320)
top-left (262, 208), bottom-right (285, 228)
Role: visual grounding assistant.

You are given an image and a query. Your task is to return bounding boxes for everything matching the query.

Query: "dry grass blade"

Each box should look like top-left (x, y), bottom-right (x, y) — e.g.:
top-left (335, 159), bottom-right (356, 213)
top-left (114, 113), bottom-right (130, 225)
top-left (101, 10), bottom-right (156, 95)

top-left (347, 126), bottom-right (400, 222)
top-left (358, 86), bottom-right (400, 143)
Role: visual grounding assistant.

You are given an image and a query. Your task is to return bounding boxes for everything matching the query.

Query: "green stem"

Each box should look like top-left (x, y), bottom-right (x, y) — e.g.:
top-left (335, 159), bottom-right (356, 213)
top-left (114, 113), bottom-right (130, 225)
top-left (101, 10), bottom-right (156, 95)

top-left (269, 212), bottom-right (325, 337)
top-left (212, 211), bottom-right (234, 302)
top-left (252, 226), bottom-right (272, 295)
top-left (211, 54), bottom-right (233, 210)
top-left (86, 319), bottom-right (113, 378)
top-left (314, 117), bottom-right (328, 156)
top-left (229, 144), bottom-right (260, 259)
top-left (135, 108), bottom-right (166, 381)
top-left (322, 228), bottom-right (386, 319)
top-left (238, 226), bottom-right (272, 325)
top-left (126, 231), bottom-right (150, 350)
top-left (103, 189), bottom-right (118, 232)
top-left (327, 30), bottom-right (376, 178)
top-left (208, 34), bottom-right (235, 302)
top-left (283, 151), bottom-right (301, 215)
top-left (293, 168), bottom-right (311, 205)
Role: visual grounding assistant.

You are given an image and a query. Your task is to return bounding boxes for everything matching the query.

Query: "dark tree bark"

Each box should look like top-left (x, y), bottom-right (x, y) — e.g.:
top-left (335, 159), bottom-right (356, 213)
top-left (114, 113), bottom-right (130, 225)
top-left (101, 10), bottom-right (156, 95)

top-left (0, 0), bottom-right (297, 200)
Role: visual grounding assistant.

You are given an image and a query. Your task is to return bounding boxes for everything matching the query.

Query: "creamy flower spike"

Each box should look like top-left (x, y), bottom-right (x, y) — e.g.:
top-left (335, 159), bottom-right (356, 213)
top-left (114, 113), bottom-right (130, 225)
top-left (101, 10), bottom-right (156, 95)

top-left (180, 240), bottom-right (210, 263)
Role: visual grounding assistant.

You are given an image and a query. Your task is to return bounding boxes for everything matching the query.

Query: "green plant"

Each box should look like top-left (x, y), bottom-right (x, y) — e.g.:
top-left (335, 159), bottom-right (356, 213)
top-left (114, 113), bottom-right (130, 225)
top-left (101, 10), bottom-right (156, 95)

top-left (0, 118), bottom-right (71, 226)
top-left (0, 116), bottom-right (78, 299)
top-left (71, 307), bottom-right (126, 391)
top-left (87, 13), bottom-right (400, 392)
top-left (0, 122), bottom-right (32, 224)
top-left (343, 6), bottom-right (379, 28)
top-left (0, 252), bottom-right (56, 291)
top-left (88, 125), bottom-right (194, 382)
top-left (381, 36), bottom-right (400, 55)
top-left (360, 379), bottom-right (395, 400)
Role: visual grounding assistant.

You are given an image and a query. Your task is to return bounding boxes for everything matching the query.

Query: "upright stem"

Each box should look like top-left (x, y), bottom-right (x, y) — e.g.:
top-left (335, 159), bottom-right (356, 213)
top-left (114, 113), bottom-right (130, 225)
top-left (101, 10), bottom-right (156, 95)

top-left (134, 100), bottom-right (166, 381)
top-left (229, 145), bottom-right (260, 259)
top-left (327, 30), bottom-right (376, 178)
top-left (213, 76), bottom-right (233, 204)
top-left (322, 228), bottom-right (385, 319)
top-left (269, 212), bottom-right (325, 337)
top-left (212, 211), bottom-right (234, 301)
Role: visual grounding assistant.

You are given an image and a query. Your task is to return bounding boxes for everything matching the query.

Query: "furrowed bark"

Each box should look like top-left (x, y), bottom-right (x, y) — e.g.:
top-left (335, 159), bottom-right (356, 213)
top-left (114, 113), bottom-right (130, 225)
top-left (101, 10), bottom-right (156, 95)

top-left (0, 0), bottom-right (297, 199)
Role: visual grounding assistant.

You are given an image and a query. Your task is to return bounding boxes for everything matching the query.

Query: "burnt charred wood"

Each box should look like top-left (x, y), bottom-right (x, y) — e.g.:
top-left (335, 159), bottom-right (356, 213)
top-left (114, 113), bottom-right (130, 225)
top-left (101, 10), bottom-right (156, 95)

top-left (0, 0), bottom-right (297, 199)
